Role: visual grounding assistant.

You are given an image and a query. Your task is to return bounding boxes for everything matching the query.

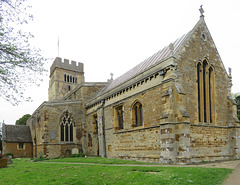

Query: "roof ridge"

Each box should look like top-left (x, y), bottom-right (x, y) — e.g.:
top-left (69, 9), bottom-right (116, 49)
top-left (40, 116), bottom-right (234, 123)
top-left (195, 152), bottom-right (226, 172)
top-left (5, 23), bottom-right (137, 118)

top-left (97, 32), bottom-right (189, 97)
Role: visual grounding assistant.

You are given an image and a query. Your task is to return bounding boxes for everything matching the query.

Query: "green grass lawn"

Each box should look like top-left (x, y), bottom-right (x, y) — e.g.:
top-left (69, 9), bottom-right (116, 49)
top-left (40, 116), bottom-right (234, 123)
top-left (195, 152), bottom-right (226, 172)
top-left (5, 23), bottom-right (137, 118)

top-left (0, 158), bottom-right (232, 185)
top-left (46, 156), bottom-right (159, 165)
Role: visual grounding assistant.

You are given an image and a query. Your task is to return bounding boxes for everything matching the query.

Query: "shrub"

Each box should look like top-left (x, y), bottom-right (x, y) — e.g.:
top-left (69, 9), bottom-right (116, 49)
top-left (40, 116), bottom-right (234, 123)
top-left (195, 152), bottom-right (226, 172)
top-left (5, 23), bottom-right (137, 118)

top-left (31, 158), bottom-right (50, 162)
top-left (70, 153), bottom-right (86, 157)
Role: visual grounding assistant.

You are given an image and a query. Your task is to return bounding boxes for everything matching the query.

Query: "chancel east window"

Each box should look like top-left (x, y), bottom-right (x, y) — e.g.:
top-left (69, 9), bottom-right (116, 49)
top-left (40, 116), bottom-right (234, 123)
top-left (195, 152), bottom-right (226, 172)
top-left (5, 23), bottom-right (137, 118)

top-left (132, 101), bottom-right (143, 127)
top-left (60, 110), bottom-right (74, 142)
top-left (197, 59), bottom-right (215, 123)
top-left (114, 105), bottom-right (124, 131)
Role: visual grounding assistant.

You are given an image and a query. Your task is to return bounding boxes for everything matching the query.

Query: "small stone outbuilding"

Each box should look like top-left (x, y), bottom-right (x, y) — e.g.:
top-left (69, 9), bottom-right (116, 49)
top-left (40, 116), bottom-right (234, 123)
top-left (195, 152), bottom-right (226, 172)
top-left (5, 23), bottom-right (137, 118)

top-left (2, 123), bottom-right (33, 158)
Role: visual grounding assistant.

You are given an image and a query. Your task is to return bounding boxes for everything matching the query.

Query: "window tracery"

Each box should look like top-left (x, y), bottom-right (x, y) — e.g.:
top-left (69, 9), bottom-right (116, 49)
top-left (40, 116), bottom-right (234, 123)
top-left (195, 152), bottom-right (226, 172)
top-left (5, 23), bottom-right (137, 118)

top-left (60, 110), bottom-right (74, 142)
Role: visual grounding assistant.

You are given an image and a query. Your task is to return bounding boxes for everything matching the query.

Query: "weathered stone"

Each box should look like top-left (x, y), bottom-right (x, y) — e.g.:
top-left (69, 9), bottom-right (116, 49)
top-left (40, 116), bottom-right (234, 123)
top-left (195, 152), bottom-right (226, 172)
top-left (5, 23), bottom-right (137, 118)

top-left (3, 11), bottom-right (240, 164)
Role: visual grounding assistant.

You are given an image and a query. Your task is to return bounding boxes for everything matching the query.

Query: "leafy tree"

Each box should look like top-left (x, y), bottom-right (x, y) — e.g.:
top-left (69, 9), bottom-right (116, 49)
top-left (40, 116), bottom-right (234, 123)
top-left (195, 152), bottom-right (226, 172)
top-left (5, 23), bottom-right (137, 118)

top-left (234, 95), bottom-right (240, 120)
top-left (15, 114), bottom-right (31, 125)
top-left (0, 0), bottom-right (47, 105)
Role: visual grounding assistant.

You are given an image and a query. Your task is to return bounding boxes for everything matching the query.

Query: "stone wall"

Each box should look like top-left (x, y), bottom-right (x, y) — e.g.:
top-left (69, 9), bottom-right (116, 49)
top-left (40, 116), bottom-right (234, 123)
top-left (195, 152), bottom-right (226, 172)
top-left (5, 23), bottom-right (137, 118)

top-left (190, 125), bottom-right (230, 162)
top-left (65, 82), bottom-right (107, 101)
top-left (28, 101), bottom-right (83, 158)
top-left (2, 142), bottom-right (32, 158)
top-left (106, 127), bottom-right (161, 162)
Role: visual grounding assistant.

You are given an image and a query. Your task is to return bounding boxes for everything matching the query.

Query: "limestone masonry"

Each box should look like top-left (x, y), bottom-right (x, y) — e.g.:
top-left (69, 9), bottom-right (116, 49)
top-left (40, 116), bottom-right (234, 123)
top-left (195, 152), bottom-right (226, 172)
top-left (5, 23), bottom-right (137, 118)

top-left (2, 10), bottom-right (240, 164)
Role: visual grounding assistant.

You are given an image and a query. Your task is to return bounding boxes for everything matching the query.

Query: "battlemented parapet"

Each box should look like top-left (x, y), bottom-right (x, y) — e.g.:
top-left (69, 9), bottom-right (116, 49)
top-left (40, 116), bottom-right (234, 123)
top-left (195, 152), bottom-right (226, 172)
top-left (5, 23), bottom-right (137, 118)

top-left (50, 57), bottom-right (84, 76)
top-left (48, 57), bottom-right (85, 101)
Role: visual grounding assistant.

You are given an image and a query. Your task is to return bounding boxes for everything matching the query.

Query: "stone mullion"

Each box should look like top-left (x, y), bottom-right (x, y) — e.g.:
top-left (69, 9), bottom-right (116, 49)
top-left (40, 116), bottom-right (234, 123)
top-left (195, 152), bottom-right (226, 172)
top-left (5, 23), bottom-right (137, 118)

top-left (68, 123), bottom-right (70, 142)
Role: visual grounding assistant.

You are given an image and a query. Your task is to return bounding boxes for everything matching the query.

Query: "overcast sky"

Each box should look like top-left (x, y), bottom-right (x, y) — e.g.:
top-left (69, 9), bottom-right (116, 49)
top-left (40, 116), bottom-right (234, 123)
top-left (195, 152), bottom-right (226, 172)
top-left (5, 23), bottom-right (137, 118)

top-left (1, 0), bottom-right (240, 124)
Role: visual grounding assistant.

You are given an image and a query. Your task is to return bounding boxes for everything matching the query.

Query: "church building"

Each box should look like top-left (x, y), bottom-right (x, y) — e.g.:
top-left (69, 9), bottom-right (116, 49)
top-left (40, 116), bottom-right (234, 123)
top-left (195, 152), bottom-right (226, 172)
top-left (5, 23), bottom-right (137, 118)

top-left (2, 8), bottom-right (240, 164)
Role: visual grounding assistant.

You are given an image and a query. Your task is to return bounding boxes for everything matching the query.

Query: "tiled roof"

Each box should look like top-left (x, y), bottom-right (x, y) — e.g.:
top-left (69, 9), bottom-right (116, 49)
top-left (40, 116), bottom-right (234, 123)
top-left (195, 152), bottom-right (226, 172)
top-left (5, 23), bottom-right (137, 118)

top-left (99, 32), bottom-right (189, 96)
top-left (2, 124), bottom-right (32, 143)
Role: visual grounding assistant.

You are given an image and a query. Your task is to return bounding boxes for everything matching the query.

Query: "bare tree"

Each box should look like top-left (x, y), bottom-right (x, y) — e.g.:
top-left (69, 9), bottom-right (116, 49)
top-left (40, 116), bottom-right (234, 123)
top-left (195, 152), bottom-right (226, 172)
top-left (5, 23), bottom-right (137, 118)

top-left (0, 0), bottom-right (47, 105)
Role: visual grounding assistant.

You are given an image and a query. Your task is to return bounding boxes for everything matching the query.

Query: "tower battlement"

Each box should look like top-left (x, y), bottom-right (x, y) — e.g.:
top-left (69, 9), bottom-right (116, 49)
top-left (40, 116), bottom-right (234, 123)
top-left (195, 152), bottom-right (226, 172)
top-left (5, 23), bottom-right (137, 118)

top-left (50, 57), bottom-right (84, 76)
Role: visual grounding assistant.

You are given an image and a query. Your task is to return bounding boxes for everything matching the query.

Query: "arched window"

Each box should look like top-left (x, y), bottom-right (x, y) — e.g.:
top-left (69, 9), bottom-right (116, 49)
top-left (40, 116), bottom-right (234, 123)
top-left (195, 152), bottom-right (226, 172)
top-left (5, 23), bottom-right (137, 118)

top-left (197, 59), bottom-right (215, 123)
top-left (88, 133), bottom-right (92, 147)
top-left (132, 101), bottom-right (143, 127)
top-left (60, 110), bottom-right (74, 142)
top-left (114, 105), bottom-right (123, 131)
top-left (64, 74), bottom-right (67, 82)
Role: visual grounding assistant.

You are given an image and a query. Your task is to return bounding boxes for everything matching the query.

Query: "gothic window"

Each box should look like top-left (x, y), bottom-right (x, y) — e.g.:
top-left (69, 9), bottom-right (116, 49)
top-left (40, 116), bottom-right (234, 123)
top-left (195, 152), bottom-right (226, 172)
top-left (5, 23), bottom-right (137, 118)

top-left (114, 105), bottom-right (124, 131)
top-left (60, 110), bottom-right (74, 142)
top-left (197, 59), bottom-right (215, 123)
top-left (88, 133), bottom-right (92, 147)
top-left (64, 74), bottom-right (66, 82)
top-left (67, 75), bottom-right (69, 82)
top-left (132, 101), bottom-right (143, 127)
top-left (70, 76), bottom-right (72, 83)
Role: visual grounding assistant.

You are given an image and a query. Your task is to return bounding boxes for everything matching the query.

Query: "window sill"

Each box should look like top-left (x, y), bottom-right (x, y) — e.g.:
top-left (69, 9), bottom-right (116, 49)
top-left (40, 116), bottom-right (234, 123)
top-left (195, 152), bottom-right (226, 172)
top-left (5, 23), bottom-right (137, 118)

top-left (60, 141), bottom-right (75, 144)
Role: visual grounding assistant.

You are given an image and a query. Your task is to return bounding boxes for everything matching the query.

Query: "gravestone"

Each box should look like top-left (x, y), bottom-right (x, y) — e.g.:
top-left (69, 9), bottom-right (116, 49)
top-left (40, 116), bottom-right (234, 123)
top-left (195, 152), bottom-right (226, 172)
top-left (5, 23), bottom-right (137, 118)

top-left (72, 148), bottom-right (79, 154)
top-left (6, 155), bottom-right (13, 164)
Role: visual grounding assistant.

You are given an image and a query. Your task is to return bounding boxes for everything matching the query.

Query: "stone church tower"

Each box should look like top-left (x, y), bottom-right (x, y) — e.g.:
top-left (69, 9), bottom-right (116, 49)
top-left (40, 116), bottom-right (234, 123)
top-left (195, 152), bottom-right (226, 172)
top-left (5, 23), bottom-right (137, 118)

top-left (48, 57), bottom-right (84, 101)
